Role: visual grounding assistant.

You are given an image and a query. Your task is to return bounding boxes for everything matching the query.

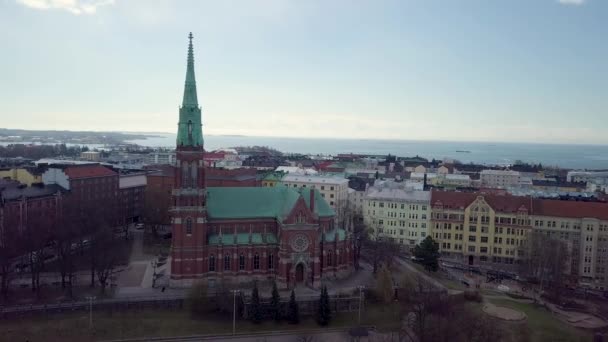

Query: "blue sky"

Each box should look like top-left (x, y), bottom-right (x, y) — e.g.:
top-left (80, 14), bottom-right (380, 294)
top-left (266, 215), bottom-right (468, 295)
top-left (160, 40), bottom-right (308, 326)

top-left (1, 0), bottom-right (606, 144)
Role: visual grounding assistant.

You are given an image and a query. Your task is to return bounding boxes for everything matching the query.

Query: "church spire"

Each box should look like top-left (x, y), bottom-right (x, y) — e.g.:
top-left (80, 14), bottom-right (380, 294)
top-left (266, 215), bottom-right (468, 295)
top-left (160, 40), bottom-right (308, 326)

top-left (176, 32), bottom-right (203, 148)
top-left (182, 32), bottom-right (199, 107)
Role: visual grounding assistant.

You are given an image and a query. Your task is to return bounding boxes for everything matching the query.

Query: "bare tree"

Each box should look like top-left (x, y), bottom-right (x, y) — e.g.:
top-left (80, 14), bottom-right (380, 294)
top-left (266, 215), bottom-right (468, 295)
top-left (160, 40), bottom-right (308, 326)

top-left (94, 227), bottom-right (127, 293)
top-left (22, 213), bottom-right (52, 297)
top-left (519, 230), bottom-right (569, 302)
top-left (362, 224), bottom-right (401, 274)
top-left (399, 275), bottom-right (502, 342)
top-left (143, 185), bottom-right (171, 237)
top-left (54, 205), bottom-right (81, 296)
top-left (0, 212), bottom-right (21, 300)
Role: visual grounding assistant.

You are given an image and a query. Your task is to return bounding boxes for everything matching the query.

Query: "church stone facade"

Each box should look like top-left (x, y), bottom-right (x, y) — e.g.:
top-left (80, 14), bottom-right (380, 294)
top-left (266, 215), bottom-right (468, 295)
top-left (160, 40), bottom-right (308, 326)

top-left (169, 34), bottom-right (353, 289)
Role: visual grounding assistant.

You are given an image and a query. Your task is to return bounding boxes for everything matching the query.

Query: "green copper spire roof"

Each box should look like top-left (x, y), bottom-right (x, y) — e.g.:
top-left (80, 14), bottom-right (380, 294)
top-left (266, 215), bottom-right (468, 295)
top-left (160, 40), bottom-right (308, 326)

top-left (177, 32), bottom-right (204, 148)
top-left (182, 32), bottom-right (198, 107)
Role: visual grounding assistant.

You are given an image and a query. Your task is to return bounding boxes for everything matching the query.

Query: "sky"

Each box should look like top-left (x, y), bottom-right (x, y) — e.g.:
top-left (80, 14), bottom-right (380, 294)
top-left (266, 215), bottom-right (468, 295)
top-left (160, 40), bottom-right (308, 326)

top-left (0, 0), bottom-right (607, 144)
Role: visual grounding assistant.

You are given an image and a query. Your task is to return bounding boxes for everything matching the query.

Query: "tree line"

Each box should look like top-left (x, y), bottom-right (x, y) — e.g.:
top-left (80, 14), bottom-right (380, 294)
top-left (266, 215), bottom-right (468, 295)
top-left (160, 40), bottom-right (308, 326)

top-left (0, 201), bottom-right (129, 302)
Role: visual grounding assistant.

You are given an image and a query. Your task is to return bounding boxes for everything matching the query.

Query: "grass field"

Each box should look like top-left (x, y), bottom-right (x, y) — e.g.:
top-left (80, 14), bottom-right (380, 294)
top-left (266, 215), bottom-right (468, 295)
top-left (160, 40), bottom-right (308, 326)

top-left (0, 303), bottom-right (402, 342)
top-left (488, 298), bottom-right (592, 342)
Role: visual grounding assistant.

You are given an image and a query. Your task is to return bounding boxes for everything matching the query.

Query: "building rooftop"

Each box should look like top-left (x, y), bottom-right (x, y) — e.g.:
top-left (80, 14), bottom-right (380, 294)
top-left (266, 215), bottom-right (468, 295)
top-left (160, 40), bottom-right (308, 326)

top-left (431, 190), bottom-right (608, 220)
top-left (1, 183), bottom-right (64, 201)
top-left (63, 165), bottom-right (117, 179)
top-left (206, 187), bottom-right (334, 221)
top-left (282, 174), bottom-right (349, 185)
top-left (480, 169), bottom-right (520, 176)
top-left (366, 186), bottom-right (431, 202)
top-left (445, 174), bottom-right (471, 180)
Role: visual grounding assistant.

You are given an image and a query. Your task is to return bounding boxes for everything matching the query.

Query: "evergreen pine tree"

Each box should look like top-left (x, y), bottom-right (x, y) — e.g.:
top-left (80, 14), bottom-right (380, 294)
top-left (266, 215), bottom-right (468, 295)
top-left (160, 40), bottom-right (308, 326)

top-left (270, 281), bottom-right (281, 322)
top-left (287, 289), bottom-right (300, 324)
top-left (413, 236), bottom-right (440, 272)
top-left (250, 282), bottom-right (262, 324)
top-left (316, 285), bottom-right (331, 326)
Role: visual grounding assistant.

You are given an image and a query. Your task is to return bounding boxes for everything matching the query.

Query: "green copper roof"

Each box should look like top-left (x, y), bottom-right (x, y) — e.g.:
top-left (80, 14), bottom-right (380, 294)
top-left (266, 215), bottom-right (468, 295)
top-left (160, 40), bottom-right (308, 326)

top-left (324, 228), bottom-right (347, 242)
top-left (206, 187), bottom-right (334, 221)
top-left (300, 188), bottom-right (334, 217)
top-left (176, 32), bottom-right (204, 148)
top-left (262, 171), bottom-right (286, 182)
top-left (208, 233), bottom-right (278, 245)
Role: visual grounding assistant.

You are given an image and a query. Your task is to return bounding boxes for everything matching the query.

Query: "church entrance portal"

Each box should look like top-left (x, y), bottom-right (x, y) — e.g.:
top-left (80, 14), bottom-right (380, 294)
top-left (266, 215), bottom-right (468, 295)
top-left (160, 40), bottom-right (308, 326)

top-left (296, 263), bottom-right (304, 283)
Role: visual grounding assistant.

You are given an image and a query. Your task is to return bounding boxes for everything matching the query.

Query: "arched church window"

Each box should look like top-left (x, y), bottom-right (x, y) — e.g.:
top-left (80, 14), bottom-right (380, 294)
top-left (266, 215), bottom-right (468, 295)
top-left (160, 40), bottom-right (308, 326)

top-left (191, 162), bottom-right (198, 187)
top-left (186, 217), bottom-right (193, 235)
top-left (327, 250), bottom-right (333, 266)
top-left (239, 254), bottom-right (245, 270)
top-left (209, 254), bottom-right (216, 272)
top-left (187, 120), bottom-right (193, 143)
top-left (268, 253), bottom-right (274, 269)
top-left (182, 162), bottom-right (190, 188)
top-left (224, 254), bottom-right (230, 271)
top-left (253, 253), bottom-right (260, 270)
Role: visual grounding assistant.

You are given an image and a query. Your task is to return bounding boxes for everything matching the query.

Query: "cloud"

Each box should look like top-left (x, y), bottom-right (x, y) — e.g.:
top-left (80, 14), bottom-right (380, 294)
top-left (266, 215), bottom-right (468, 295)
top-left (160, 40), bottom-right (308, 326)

top-left (557, 0), bottom-right (585, 5)
top-left (16, 0), bottom-right (116, 15)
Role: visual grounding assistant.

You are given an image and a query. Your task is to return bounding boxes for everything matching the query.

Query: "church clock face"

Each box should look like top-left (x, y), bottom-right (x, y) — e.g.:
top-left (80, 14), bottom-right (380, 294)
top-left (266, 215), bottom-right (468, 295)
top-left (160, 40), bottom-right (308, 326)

top-left (291, 234), bottom-right (310, 252)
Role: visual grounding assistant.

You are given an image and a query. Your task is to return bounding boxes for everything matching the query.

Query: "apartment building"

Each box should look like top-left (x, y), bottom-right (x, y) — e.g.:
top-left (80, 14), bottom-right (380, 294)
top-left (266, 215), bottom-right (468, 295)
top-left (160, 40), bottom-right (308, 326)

top-left (480, 170), bottom-right (521, 188)
top-left (430, 190), bottom-right (608, 289)
top-left (363, 184), bottom-right (431, 249)
top-left (567, 171), bottom-right (608, 185)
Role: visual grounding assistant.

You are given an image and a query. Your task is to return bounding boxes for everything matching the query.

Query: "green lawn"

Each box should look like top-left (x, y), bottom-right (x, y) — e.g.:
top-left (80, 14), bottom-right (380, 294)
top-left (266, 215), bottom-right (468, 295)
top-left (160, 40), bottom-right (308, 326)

top-left (0, 303), bottom-right (401, 341)
top-left (488, 298), bottom-right (592, 342)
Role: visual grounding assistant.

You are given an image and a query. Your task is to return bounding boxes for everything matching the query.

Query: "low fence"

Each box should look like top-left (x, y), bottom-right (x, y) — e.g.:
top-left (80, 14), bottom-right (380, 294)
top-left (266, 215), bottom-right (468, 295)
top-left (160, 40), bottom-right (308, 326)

top-left (1, 293), bottom-right (366, 320)
top-left (0, 294), bottom-right (186, 320)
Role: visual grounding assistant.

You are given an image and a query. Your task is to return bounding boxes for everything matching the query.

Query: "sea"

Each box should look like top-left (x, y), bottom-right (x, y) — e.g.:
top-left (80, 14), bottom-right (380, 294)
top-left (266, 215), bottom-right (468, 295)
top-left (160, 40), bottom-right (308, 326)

top-left (126, 133), bottom-right (608, 170)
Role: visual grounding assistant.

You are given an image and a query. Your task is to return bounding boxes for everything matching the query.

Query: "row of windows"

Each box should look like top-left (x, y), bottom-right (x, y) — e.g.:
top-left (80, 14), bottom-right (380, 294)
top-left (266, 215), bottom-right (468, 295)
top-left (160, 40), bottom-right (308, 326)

top-left (285, 183), bottom-right (336, 191)
top-left (209, 253), bottom-right (274, 272)
top-left (370, 202), bottom-right (428, 211)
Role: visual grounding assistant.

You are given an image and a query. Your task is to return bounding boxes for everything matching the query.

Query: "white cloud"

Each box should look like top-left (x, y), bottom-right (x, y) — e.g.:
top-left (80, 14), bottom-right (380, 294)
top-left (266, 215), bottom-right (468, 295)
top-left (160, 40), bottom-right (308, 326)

top-left (16, 0), bottom-right (116, 15)
top-left (557, 0), bottom-right (586, 5)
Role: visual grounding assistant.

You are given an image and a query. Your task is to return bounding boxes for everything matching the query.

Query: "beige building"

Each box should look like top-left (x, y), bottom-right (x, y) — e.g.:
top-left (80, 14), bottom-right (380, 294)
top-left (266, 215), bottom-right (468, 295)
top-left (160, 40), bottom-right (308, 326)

top-left (480, 169), bottom-right (521, 188)
top-left (80, 151), bottom-right (101, 161)
top-left (364, 184), bottom-right (431, 249)
top-left (431, 191), bottom-right (608, 289)
top-left (0, 168), bottom-right (43, 186)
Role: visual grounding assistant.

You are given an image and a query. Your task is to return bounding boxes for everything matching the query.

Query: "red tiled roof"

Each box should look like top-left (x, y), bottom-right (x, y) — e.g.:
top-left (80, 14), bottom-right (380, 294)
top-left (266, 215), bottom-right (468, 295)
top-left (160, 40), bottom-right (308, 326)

top-left (532, 199), bottom-right (608, 220)
top-left (431, 190), bottom-right (608, 220)
top-left (64, 165), bottom-right (117, 179)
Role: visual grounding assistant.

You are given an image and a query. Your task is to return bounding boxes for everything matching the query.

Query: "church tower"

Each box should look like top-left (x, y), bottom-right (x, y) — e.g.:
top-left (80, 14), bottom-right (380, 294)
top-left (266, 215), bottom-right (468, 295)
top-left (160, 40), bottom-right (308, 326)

top-left (170, 33), bottom-right (207, 286)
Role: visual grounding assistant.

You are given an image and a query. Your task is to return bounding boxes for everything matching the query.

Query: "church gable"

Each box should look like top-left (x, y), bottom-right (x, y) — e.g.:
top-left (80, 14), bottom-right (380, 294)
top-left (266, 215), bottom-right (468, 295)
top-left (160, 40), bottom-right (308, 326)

top-left (284, 196), bottom-right (316, 224)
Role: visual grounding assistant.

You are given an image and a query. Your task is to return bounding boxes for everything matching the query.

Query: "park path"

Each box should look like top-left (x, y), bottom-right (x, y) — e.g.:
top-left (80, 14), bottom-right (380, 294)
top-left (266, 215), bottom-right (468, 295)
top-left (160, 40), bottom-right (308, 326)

top-left (394, 257), bottom-right (451, 292)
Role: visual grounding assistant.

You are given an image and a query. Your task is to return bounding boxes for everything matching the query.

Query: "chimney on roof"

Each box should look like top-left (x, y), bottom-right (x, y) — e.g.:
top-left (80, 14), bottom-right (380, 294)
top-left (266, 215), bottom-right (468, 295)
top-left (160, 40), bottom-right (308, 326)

top-left (310, 189), bottom-right (315, 213)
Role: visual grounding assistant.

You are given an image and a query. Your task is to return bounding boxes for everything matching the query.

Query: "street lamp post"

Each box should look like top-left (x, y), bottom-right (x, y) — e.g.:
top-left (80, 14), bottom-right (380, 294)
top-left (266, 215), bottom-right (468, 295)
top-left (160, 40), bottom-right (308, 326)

top-left (358, 285), bottom-right (365, 325)
top-left (232, 289), bottom-right (240, 335)
top-left (151, 260), bottom-right (158, 288)
top-left (86, 296), bottom-right (96, 329)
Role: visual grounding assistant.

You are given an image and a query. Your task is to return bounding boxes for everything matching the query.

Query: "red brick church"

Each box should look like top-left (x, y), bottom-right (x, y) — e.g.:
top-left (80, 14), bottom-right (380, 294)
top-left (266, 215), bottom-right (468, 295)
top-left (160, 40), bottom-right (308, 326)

top-left (169, 34), bottom-right (353, 289)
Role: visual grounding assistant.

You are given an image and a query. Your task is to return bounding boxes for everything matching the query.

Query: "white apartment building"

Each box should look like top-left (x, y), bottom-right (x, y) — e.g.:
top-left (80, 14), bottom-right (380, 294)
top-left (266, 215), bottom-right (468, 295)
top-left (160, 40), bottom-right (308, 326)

top-left (147, 152), bottom-right (176, 165)
top-left (480, 170), bottom-right (521, 188)
top-left (348, 187), bottom-right (366, 216)
top-left (363, 184), bottom-right (431, 249)
top-left (281, 174), bottom-right (349, 220)
top-left (441, 174), bottom-right (472, 187)
top-left (567, 171), bottom-right (608, 185)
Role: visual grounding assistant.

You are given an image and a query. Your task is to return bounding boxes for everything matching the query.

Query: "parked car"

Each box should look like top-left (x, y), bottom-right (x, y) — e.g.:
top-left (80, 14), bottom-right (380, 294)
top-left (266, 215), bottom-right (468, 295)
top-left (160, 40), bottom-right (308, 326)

top-left (135, 223), bottom-right (145, 230)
